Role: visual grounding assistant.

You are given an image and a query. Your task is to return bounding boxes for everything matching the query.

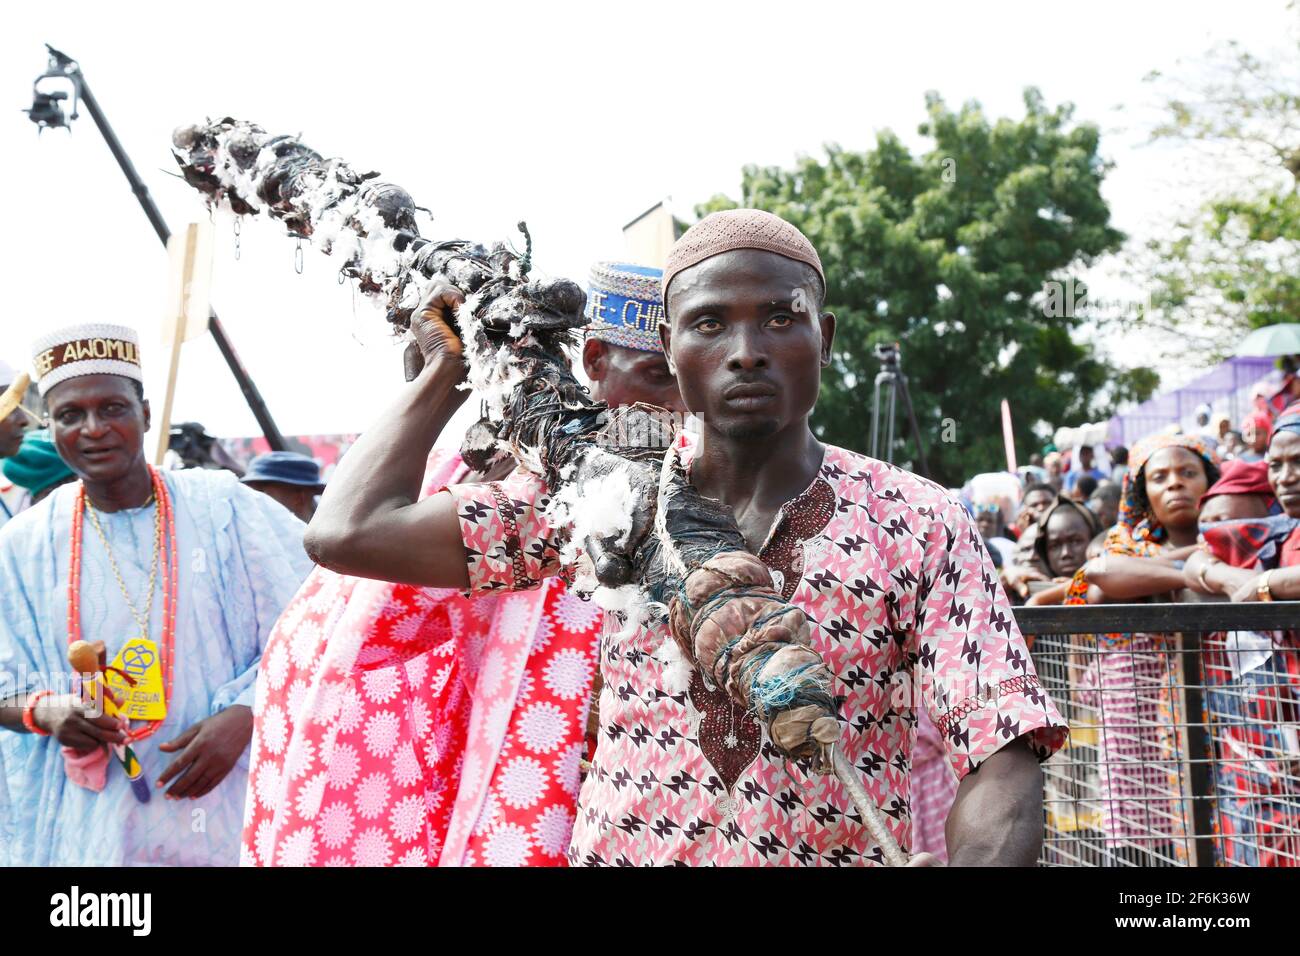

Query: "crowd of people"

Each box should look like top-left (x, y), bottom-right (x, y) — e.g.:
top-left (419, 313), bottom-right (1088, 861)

top-left (0, 208), bottom-right (1293, 867)
top-left (956, 403), bottom-right (1300, 865)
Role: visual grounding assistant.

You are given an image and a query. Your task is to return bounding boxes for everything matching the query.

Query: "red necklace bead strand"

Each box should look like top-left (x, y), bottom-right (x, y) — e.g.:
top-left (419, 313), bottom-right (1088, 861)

top-left (67, 486), bottom-right (85, 646)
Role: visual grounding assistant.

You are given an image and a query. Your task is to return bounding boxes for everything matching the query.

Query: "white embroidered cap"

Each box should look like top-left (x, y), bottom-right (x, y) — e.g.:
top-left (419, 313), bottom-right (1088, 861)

top-left (30, 323), bottom-right (144, 396)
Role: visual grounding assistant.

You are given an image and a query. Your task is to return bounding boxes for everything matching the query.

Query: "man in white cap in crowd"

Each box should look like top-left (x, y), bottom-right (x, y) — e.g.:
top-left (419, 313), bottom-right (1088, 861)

top-left (0, 323), bottom-right (313, 865)
top-left (0, 360), bottom-right (31, 529)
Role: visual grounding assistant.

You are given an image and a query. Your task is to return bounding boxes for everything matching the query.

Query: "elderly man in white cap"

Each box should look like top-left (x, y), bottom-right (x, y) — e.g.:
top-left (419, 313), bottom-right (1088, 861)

top-left (0, 360), bottom-right (31, 529)
top-left (0, 323), bottom-right (313, 866)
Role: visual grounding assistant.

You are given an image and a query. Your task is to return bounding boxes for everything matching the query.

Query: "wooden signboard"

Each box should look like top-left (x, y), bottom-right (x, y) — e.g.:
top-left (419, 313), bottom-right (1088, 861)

top-left (154, 222), bottom-right (214, 465)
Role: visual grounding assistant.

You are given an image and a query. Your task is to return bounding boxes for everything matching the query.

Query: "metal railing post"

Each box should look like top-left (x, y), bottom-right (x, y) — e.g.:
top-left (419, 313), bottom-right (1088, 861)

top-left (1176, 629), bottom-right (1218, 866)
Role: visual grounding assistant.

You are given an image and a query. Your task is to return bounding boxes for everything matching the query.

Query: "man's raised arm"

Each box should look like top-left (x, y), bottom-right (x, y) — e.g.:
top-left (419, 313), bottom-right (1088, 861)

top-left (305, 283), bottom-right (472, 589)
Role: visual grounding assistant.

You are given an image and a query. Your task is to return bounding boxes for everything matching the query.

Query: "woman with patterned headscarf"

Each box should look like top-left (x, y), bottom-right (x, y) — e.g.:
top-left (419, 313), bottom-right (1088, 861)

top-left (1059, 433), bottom-right (1220, 864)
top-left (1071, 434), bottom-right (1220, 595)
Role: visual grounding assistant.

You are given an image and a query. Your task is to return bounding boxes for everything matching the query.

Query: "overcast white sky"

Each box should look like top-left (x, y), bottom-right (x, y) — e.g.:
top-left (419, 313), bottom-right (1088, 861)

top-left (2, 0), bottom-right (1295, 445)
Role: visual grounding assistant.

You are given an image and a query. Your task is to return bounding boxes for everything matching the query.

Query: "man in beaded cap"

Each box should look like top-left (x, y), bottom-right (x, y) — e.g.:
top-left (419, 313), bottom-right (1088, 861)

top-left (309, 210), bottom-right (1067, 866)
top-left (0, 323), bottom-right (312, 866)
top-left (582, 262), bottom-right (683, 413)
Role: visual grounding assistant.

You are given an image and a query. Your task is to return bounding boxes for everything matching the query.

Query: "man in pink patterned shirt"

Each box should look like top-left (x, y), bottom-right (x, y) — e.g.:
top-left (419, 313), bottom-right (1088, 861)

top-left (308, 209), bottom-right (1068, 866)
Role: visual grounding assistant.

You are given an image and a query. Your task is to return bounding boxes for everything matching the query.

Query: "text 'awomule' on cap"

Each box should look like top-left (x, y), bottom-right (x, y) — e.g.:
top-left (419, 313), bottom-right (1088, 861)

top-left (30, 323), bottom-right (143, 396)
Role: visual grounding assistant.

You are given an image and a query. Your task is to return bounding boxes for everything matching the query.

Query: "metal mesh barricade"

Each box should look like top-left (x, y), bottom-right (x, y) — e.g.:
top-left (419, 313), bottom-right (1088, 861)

top-left (1015, 601), bottom-right (1300, 867)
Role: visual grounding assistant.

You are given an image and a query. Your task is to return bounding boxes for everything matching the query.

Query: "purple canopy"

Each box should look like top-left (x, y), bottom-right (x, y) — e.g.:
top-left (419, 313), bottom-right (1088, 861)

top-left (1105, 356), bottom-right (1279, 448)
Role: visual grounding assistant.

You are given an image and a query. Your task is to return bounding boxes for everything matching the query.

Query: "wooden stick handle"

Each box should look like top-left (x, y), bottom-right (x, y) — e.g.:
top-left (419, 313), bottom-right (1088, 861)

top-left (832, 743), bottom-right (909, 867)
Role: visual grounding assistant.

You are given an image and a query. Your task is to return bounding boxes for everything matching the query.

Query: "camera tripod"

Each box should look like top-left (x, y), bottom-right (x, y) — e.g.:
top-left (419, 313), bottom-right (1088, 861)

top-left (869, 343), bottom-right (931, 478)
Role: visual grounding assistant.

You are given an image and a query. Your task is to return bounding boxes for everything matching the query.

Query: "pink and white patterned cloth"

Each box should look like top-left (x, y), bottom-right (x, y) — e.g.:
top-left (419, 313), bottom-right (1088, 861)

top-left (1076, 638), bottom-right (1183, 853)
top-left (909, 708), bottom-right (959, 862)
top-left (241, 450), bottom-right (604, 867)
top-left (447, 441), bottom-right (1068, 865)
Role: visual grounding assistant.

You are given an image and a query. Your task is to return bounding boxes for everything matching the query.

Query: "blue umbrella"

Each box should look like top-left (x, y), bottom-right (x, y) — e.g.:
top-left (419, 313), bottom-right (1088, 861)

top-left (1235, 323), bottom-right (1300, 357)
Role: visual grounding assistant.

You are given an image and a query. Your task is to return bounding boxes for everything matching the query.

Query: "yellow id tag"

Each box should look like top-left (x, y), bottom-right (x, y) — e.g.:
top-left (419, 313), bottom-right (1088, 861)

top-left (105, 637), bottom-right (167, 721)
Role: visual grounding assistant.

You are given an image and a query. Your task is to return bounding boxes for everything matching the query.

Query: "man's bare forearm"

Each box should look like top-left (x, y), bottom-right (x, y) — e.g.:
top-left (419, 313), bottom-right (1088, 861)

top-left (944, 736), bottom-right (1044, 866)
top-left (305, 355), bottom-right (472, 586)
top-left (0, 694), bottom-right (35, 733)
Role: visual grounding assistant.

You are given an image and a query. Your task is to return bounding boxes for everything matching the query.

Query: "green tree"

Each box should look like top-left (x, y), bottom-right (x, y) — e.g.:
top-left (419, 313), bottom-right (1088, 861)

top-left (1132, 31), bottom-right (1300, 353)
top-left (698, 89), bottom-right (1134, 485)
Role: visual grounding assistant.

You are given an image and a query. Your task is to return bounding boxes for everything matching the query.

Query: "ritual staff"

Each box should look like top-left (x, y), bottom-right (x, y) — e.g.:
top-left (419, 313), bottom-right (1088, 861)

top-left (307, 211), bottom-right (1067, 866)
top-left (0, 324), bottom-right (312, 866)
top-left (245, 264), bottom-right (684, 867)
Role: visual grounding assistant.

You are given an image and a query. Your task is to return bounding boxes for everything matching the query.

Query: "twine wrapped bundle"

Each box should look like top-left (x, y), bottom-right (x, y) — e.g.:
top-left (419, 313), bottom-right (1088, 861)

top-left (668, 549), bottom-right (839, 766)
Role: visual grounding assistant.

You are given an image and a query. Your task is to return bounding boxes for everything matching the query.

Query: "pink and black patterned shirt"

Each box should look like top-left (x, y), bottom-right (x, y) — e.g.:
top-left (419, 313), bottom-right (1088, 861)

top-left (447, 442), bottom-right (1067, 865)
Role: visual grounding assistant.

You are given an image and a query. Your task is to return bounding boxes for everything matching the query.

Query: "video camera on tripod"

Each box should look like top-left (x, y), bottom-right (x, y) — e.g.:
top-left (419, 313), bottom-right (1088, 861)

top-left (873, 342), bottom-right (900, 366)
top-left (869, 342), bottom-right (930, 477)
